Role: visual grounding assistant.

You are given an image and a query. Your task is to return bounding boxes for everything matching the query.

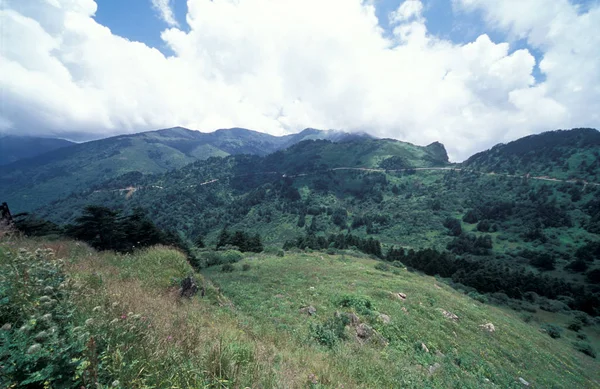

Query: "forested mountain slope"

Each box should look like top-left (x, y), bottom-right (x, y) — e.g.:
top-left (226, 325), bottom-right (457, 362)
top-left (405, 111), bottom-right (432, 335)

top-left (0, 127), bottom-right (371, 213)
top-left (0, 135), bottom-right (74, 165)
top-left (463, 128), bottom-right (600, 182)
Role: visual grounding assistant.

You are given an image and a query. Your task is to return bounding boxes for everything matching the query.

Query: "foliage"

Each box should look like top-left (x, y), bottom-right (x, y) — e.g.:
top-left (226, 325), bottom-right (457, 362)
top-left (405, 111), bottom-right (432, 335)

top-left (309, 313), bottom-right (349, 348)
top-left (0, 248), bottom-right (86, 387)
top-left (216, 228), bottom-right (264, 253)
top-left (573, 342), bottom-right (597, 358)
top-left (542, 324), bottom-right (563, 339)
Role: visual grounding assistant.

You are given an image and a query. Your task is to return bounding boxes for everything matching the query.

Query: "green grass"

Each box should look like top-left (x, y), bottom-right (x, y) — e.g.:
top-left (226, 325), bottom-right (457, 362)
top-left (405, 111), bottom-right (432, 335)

top-left (2, 235), bottom-right (599, 388)
top-left (204, 251), bottom-right (600, 388)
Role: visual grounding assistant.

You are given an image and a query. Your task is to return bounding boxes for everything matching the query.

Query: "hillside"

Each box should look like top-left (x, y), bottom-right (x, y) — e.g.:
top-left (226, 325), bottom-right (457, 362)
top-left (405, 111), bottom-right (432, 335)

top-left (32, 130), bottom-right (600, 323)
top-left (1, 239), bottom-right (598, 388)
top-left (0, 135), bottom-right (74, 165)
top-left (0, 127), bottom-right (371, 213)
top-left (463, 128), bottom-right (600, 182)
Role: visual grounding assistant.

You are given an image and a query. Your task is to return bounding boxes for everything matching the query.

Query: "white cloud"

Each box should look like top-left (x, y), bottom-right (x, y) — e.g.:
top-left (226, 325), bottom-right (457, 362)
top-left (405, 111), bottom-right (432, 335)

top-left (151, 0), bottom-right (179, 27)
top-left (0, 0), bottom-right (598, 160)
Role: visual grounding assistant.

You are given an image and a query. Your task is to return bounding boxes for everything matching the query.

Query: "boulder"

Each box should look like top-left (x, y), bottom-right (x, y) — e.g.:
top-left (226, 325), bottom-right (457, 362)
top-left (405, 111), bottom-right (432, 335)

top-left (356, 323), bottom-right (373, 339)
top-left (421, 343), bottom-right (429, 353)
top-left (392, 292), bottom-right (407, 300)
top-left (345, 312), bottom-right (360, 326)
top-left (441, 309), bottom-right (459, 322)
top-left (480, 323), bottom-right (496, 333)
top-left (428, 362), bottom-right (441, 375)
top-left (179, 276), bottom-right (199, 298)
top-left (518, 377), bottom-right (530, 386)
top-left (378, 314), bottom-right (391, 324)
top-left (300, 305), bottom-right (317, 316)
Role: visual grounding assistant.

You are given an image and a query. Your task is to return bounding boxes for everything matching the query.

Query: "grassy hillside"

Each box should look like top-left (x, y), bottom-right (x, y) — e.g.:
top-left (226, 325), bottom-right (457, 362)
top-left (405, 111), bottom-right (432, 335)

top-left (1, 238), bottom-right (598, 388)
top-left (0, 127), bottom-right (374, 213)
top-left (463, 128), bottom-right (600, 182)
top-left (0, 135), bottom-right (74, 165)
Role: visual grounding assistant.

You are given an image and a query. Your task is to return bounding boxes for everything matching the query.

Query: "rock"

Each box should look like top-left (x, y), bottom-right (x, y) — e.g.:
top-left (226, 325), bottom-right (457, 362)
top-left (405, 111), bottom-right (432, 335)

top-left (428, 362), bottom-right (441, 375)
top-left (434, 284), bottom-right (442, 289)
top-left (345, 312), bottom-right (360, 326)
top-left (435, 350), bottom-right (445, 358)
top-left (392, 292), bottom-right (407, 300)
top-left (401, 307), bottom-right (409, 314)
top-left (300, 305), bottom-right (317, 316)
top-left (421, 342), bottom-right (429, 353)
top-left (480, 323), bottom-right (496, 333)
top-left (179, 276), bottom-right (198, 298)
top-left (518, 377), bottom-right (530, 386)
top-left (378, 313), bottom-right (391, 324)
top-left (274, 294), bottom-right (284, 299)
top-left (356, 323), bottom-right (373, 339)
top-left (441, 309), bottom-right (459, 322)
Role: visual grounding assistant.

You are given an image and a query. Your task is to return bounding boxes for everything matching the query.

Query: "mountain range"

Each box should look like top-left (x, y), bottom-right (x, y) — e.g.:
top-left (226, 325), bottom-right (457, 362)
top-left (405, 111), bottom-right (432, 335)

top-left (0, 127), bottom-right (376, 212)
top-left (0, 134), bottom-right (74, 165)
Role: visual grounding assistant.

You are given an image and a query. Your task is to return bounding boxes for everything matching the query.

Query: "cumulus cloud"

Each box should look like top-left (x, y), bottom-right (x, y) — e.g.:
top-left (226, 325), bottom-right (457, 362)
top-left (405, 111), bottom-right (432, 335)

top-left (151, 0), bottom-right (179, 27)
top-left (0, 0), bottom-right (598, 160)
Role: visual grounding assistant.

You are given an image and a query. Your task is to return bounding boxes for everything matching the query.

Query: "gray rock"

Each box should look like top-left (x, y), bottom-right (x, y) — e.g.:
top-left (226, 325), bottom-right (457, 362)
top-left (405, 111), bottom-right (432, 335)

top-left (518, 377), bottom-right (530, 386)
top-left (441, 309), bottom-right (459, 322)
top-left (300, 305), bottom-right (317, 316)
top-left (345, 312), bottom-right (360, 326)
top-left (179, 276), bottom-right (199, 298)
top-left (356, 323), bottom-right (373, 339)
top-left (421, 343), bottom-right (429, 353)
top-left (428, 363), bottom-right (441, 375)
top-left (378, 313), bottom-right (391, 324)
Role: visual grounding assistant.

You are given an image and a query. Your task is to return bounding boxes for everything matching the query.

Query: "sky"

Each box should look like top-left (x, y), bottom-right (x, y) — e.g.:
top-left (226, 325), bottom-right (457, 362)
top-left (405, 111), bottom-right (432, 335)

top-left (0, 0), bottom-right (599, 161)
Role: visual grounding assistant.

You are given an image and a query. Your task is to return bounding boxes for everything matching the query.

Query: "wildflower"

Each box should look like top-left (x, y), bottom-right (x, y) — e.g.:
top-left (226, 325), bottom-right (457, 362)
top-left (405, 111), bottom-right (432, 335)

top-left (167, 336), bottom-right (173, 341)
top-left (121, 314), bottom-right (127, 320)
top-left (27, 344), bottom-right (42, 354)
top-left (85, 319), bottom-right (94, 326)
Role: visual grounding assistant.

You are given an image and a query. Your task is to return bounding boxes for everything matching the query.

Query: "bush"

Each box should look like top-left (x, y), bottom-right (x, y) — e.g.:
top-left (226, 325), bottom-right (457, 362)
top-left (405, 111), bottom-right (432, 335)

top-left (0, 248), bottom-right (87, 387)
top-left (573, 342), bottom-right (596, 358)
top-left (309, 314), bottom-right (349, 348)
top-left (337, 295), bottom-right (374, 315)
top-left (276, 250), bottom-right (285, 257)
top-left (242, 263), bottom-right (251, 271)
top-left (467, 291), bottom-right (488, 303)
top-left (221, 263), bottom-right (235, 273)
top-left (542, 324), bottom-right (563, 339)
top-left (374, 262), bottom-right (391, 272)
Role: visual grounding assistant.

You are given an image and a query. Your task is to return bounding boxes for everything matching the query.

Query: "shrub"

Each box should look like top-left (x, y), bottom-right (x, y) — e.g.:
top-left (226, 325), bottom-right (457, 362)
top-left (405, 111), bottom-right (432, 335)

top-left (242, 263), bottom-right (251, 271)
top-left (0, 248), bottom-right (87, 387)
top-left (276, 250), bottom-right (285, 257)
top-left (573, 342), bottom-right (596, 358)
top-left (467, 291), bottom-right (488, 303)
top-left (542, 324), bottom-right (563, 339)
top-left (221, 263), bottom-right (235, 273)
top-left (374, 262), bottom-right (391, 272)
top-left (309, 314), bottom-right (349, 348)
top-left (337, 295), bottom-right (374, 315)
